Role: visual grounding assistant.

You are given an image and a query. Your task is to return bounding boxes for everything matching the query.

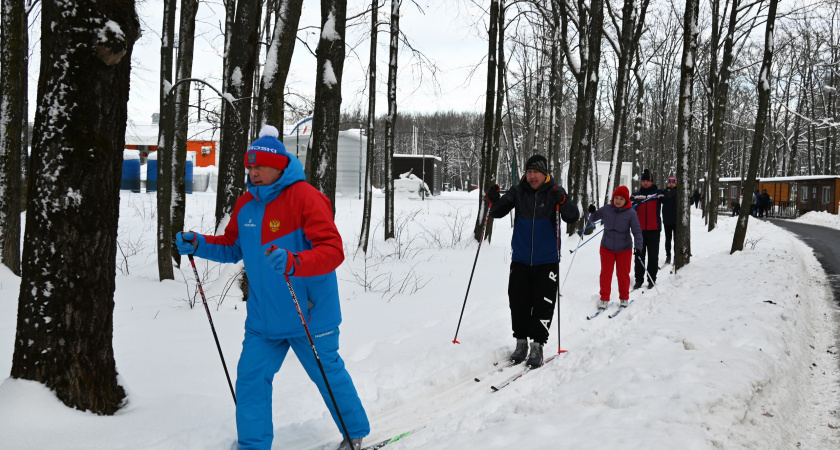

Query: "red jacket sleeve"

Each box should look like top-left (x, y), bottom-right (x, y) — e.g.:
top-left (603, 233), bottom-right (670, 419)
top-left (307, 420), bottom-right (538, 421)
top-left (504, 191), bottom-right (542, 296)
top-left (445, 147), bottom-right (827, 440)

top-left (289, 184), bottom-right (344, 277)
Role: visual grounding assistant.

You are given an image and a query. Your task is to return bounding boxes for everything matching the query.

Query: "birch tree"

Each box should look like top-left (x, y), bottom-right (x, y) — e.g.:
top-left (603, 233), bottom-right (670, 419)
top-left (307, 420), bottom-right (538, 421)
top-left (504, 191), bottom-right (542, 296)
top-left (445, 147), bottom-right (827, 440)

top-left (359, 0), bottom-right (379, 252)
top-left (474, 0), bottom-right (499, 241)
top-left (170, 0), bottom-right (199, 267)
top-left (11, 0), bottom-right (139, 414)
top-left (155, 0), bottom-right (177, 281)
top-left (675, 0), bottom-right (699, 271)
top-left (384, 0), bottom-right (399, 238)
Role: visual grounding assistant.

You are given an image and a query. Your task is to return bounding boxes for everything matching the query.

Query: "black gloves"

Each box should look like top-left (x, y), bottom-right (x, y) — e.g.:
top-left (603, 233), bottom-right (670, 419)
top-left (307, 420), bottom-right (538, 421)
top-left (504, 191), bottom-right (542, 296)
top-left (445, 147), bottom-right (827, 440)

top-left (485, 184), bottom-right (501, 203)
top-left (588, 204), bottom-right (597, 214)
top-left (634, 249), bottom-right (642, 259)
top-left (551, 186), bottom-right (566, 205)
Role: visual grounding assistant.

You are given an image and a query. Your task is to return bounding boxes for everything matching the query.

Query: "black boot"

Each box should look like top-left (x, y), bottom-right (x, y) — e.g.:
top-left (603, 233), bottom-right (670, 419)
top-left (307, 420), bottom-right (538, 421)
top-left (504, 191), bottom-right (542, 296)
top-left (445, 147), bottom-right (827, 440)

top-left (525, 341), bottom-right (543, 369)
top-left (633, 280), bottom-right (643, 290)
top-left (510, 339), bottom-right (528, 364)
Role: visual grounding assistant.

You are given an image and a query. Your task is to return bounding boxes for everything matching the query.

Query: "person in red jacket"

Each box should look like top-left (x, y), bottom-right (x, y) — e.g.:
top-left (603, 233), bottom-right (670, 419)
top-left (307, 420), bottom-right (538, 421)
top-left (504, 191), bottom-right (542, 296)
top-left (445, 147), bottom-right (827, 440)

top-left (587, 185), bottom-right (643, 310)
top-left (631, 169), bottom-right (663, 289)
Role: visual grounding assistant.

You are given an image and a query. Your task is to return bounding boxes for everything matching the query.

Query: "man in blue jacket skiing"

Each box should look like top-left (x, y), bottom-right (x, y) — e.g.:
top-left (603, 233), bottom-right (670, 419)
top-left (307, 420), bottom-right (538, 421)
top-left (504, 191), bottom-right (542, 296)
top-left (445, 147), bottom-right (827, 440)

top-left (485, 154), bottom-right (580, 369)
top-left (175, 125), bottom-right (368, 450)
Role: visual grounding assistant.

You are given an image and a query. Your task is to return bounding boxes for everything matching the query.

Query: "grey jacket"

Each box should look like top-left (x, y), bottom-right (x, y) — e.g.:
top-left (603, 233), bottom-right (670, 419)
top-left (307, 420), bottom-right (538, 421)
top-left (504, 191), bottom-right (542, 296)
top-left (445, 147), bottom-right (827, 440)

top-left (588, 203), bottom-right (643, 253)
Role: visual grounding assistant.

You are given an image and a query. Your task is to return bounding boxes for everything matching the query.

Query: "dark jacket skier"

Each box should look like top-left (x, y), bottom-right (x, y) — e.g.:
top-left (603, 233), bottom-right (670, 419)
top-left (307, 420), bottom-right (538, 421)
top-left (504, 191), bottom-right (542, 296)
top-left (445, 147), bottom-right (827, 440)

top-left (485, 154), bottom-right (579, 369)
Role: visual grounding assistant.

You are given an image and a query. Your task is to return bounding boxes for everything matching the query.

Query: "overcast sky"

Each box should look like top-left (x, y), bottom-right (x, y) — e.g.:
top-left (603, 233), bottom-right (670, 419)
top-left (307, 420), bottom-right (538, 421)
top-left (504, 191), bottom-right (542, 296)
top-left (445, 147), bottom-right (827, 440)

top-left (115, 0), bottom-right (491, 126)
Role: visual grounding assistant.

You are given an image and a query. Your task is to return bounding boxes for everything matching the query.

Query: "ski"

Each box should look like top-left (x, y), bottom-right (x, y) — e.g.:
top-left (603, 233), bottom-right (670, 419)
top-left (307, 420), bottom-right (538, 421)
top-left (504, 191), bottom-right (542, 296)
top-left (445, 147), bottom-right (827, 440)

top-left (608, 300), bottom-right (635, 319)
top-left (490, 354), bottom-right (560, 392)
top-left (362, 426), bottom-right (425, 450)
top-left (475, 359), bottom-right (520, 382)
top-left (659, 262), bottom-right (671, 270)
top-left (586, 302), bottom-right (613, 320)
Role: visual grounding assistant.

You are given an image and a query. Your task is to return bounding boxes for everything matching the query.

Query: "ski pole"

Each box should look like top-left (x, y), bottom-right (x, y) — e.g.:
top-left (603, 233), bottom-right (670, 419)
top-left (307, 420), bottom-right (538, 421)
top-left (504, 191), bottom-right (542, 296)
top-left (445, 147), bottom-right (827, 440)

top-left (558, 206), bottom-right (592, 296)
top-left (635, 255), bottom-right (660, 295)
top-left (554, 202), bottom-right (567, 354)
top-left (569, 228), bottom-right (604, 254)
top-left (452, 201), bottom-right (492, 344)
top-left (187, 254), bottom-right (237, 405)
top-left (570, 195), bottom-right (658, 256)
top-left (269, 246), bottom-right (351, 441)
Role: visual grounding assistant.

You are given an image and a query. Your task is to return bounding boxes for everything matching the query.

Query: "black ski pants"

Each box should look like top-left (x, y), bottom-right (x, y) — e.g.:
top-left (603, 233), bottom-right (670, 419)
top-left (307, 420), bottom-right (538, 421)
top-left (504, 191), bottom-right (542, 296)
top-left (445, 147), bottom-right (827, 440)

top-left (663, 224), bottom-right (676, 258)
top-left (508, 261), bottom-right (558, 345)
top-left (635, 230), bottom-right (660, 283)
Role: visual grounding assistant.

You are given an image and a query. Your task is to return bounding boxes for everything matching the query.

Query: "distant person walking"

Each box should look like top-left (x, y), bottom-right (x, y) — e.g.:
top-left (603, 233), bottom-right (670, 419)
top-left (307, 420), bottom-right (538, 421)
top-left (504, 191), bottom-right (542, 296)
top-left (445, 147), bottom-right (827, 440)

top-left (660, 176), bottom-right (678, 265)
top-left (691, 189), bottom-right (701, 209)
top-left (631, 169), bottom-right (662, 290)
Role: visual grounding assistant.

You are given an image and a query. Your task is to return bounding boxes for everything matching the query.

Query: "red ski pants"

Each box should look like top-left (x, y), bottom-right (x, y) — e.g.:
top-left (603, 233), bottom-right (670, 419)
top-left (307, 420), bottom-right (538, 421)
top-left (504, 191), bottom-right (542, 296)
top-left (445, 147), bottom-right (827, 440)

top-left (599, 247), bottom-right (632, 301)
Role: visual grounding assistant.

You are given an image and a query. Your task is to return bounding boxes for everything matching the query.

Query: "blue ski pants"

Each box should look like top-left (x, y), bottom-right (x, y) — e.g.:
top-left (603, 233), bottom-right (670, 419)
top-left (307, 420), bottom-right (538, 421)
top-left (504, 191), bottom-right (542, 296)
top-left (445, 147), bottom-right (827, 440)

top-left (235, 328), bottom-right (370, 449)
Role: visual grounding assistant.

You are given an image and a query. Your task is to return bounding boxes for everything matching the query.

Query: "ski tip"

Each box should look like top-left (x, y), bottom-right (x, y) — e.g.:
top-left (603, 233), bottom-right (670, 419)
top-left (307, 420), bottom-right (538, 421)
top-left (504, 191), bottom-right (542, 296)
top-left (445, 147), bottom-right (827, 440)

top-left (474, 377), bottom-right (481, 382)
top-left (490, 386), bottom-right (500, 392)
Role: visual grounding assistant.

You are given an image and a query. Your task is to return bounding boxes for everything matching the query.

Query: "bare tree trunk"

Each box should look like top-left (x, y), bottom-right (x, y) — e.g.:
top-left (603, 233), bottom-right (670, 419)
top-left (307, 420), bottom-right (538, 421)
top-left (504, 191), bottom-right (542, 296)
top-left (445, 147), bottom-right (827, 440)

top-left (707, 0), bottom-right (740, 232)
top-left (732, 0), bottom-right (777, 253)
top-left (171, 0), bottom-right (199, 268)
top-left (571, 0), bottom-right (604, 234)
top-left (307, 0), bottom-right (347, 214)
top-left (12, 0), bottom-right (139, 414)
top-left (383, 0), bottom-right (399, 239)
top-left (0, 0), bottom-right (26, 275)
top-left (474, 0), bottom-right (499, 242)
top-left (674, 0), bottom-right (699, 271)
top-left (155, 0), bottom-right (177, 281)
top-left (216, 0), bottom-right (261, 229)
top-left (257, 0), bottom-right (304, 131)
top-left (485, 0), bottom-right (506, 242)
top-left (359, 0), bottom-right (378, 253)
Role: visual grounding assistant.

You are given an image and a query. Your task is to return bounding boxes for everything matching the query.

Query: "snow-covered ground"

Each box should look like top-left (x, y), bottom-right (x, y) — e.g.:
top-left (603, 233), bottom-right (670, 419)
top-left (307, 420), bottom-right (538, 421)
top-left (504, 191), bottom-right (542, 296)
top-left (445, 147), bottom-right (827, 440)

top-left (1, 191), bottom-right (839, 449)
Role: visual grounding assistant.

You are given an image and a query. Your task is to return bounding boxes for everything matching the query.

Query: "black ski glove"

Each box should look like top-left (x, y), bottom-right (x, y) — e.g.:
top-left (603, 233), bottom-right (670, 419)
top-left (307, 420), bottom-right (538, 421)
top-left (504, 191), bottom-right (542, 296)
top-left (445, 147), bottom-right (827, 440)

top-left (634, 249), bottom-right (642, 259)
top-left (485, 184), bottom-right (501, 203)
top-left (588, 204), bottom-right (597, 214)
top-left (551, 186), bottom-right (566, 205)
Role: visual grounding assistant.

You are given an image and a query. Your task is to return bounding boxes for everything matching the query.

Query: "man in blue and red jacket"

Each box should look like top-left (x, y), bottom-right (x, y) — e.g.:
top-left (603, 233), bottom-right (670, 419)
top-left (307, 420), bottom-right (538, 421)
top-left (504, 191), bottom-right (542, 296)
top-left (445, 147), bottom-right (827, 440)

top-left (631, 168), bottom-right (663, 289)
top-left (175, 125), bottom-right (368, 450)
top-left (486, 154), bottom-right (580, 369)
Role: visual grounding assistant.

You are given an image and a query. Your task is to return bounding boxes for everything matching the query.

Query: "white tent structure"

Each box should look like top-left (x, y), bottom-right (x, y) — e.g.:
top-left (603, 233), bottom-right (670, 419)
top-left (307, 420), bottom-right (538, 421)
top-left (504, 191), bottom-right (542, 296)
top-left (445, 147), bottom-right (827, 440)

top-left (283, 118), bottom-right (368, 198)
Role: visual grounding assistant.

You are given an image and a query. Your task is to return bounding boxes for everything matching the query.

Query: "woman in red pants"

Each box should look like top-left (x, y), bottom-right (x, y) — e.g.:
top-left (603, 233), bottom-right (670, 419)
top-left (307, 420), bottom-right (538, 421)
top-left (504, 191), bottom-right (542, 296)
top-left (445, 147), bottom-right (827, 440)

top-left (587, 186), bottom-right (643, 310)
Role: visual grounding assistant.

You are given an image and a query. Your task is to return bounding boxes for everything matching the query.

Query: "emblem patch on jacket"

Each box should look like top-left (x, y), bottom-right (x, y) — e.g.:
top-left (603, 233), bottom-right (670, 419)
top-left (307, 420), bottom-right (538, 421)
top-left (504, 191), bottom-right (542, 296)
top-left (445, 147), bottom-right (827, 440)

top-left (269, 219), bottom-right (281, 233)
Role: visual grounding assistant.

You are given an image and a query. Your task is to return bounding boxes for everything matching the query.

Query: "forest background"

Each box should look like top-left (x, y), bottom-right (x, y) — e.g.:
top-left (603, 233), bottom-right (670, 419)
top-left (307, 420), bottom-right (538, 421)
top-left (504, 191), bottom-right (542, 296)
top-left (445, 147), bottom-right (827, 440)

top-left (0, 0), bottom-right (838, 416)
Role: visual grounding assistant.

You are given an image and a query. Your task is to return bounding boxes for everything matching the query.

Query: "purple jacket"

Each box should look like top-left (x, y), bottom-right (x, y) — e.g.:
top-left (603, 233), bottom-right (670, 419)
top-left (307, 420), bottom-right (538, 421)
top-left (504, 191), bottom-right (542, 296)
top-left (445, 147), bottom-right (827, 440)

top-left (588, 203), bottom-right (643, 253)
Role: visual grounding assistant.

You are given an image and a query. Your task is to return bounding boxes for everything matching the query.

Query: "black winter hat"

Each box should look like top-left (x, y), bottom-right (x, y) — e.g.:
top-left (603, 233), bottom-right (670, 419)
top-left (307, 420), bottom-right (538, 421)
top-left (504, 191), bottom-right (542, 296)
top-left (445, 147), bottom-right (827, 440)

top-left (641, 168), bottom-right (652, 182)
top-left (525, 154), bottom-right (548, 175)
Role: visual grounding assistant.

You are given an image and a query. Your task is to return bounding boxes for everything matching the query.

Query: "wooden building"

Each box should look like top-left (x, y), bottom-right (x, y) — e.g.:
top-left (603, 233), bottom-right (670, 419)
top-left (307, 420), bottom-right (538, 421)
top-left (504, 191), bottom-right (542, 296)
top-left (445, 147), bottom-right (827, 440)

top-left (714, 175), bottom-right (840, 218)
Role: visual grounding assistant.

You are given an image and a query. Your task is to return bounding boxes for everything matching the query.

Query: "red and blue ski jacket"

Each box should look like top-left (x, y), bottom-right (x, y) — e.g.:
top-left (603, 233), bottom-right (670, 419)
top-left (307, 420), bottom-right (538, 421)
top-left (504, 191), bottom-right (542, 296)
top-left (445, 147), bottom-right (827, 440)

top-left (194, 154), bottom-right (344, 339)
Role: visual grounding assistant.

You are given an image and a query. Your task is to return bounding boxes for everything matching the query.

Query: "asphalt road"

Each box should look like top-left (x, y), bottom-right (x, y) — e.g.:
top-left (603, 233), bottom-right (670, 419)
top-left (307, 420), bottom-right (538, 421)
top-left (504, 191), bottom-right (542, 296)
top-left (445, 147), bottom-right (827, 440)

top-left (767, 218), bottom-right (840, 307)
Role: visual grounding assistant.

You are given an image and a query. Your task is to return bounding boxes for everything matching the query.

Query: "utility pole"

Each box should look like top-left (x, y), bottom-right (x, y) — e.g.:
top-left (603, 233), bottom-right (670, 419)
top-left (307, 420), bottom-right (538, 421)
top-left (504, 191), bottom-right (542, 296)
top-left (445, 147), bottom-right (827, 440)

top-left (194, 84), bottom-right (204, 121)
